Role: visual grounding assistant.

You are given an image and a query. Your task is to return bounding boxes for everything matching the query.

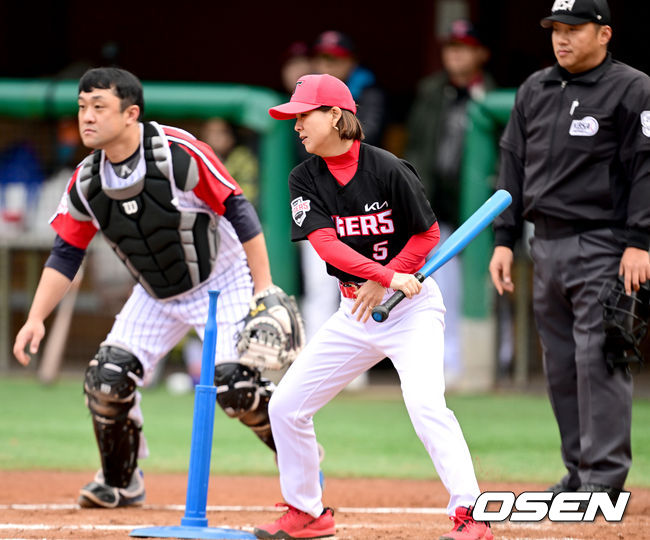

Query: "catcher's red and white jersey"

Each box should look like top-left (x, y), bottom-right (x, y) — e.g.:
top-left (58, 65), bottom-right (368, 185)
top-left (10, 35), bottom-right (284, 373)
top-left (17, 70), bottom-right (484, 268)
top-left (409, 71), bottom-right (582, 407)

top-left (50, 123), bottom-right (242, 250)
top-left (48, 122), bottom-right (253, 371)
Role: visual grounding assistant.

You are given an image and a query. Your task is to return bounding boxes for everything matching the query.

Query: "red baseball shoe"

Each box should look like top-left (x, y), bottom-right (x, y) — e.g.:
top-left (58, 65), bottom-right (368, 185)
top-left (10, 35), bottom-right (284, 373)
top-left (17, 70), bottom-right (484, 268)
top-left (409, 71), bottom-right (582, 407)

top-left (439, 506), bottom-right (493, 540)
top-left (254, 503), bottom-right (335, 539)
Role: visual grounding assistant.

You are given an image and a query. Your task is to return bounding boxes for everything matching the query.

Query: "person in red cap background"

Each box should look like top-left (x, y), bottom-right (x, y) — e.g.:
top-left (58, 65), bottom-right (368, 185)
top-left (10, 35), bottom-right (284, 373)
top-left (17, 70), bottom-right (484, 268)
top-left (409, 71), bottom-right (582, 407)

top-left (279, 41), bottom-right (343, 346)
top-left (312, 30), bottom-right (387, 148)
top-left (253, 73), bottom-right (493, 540)
top-left (405, 19), bottom-right (499, 389)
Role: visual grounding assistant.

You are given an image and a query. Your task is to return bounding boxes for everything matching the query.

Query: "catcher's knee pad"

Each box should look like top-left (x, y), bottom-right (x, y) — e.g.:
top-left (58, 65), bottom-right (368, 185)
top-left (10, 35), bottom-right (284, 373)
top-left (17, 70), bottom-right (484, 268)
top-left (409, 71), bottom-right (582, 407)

top-left (214, 362), bottom-right (276, 451)
top-left (83, 345), bottom-right (144, 488)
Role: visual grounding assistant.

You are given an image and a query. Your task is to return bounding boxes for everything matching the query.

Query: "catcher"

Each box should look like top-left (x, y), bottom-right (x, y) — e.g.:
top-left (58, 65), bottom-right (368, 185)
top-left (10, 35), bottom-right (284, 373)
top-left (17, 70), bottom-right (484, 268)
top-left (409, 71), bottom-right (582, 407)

top-left (13, 67), bottom-right (305, 509)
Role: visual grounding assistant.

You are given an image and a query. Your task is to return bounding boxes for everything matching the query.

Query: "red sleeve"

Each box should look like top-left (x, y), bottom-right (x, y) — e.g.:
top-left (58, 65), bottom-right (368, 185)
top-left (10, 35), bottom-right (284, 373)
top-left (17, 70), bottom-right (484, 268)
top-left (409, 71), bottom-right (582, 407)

top-left (386, 221), bottom-right (440, 273)
top-left (307, 228), bottom-right (395, 288)
top-left (165, 132), bottom-right (242, 215)
top-left (49, 168), bottom-right (98, 249)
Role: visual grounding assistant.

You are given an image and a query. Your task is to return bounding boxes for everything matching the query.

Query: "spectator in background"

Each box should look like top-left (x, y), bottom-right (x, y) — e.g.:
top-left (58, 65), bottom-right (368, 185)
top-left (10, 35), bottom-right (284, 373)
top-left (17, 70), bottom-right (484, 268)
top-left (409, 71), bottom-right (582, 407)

top-left (0, 142), bottom-right (45, 233)
top-left (280, 41), bottom-right (313, 165)
top-left (201, 117), bottom-right (260, 209)
top-left (281, 41), bottom-right (313, 102)
top-left (32, 119), bottom-right (85, 233)
top-left (173, 117), bottom-right (261, 387)
top-left (312, 30), bottom-right (387, 148)
top-left (405, 19), bottom-right (496, 387)
top-left (280, 41), bottom-right (341, 342)
top-left (52, 118), bottom-right (83, 174)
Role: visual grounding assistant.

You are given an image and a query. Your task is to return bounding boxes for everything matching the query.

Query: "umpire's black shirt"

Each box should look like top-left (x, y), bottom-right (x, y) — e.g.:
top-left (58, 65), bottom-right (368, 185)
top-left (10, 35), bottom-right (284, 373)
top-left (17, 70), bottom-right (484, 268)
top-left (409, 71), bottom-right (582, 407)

top-left (494, 53), bottom-right (650, 250)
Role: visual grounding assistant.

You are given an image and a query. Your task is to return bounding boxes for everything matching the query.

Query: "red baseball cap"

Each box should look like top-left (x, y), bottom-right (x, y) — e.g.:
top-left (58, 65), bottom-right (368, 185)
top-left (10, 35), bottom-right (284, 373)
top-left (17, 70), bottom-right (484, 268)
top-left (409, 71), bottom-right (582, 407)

top-left (443, 19), bottom-right (484, 48)
top-left (269, 74), bottom-right (357, 120)
top-left (313, 30), bottom-right (356, 59)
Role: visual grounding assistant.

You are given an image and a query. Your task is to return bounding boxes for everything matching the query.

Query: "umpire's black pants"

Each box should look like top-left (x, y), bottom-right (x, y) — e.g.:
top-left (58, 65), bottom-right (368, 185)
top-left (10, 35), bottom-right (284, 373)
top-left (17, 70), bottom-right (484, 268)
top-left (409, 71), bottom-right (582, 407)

top-left (530, 228), bottom-right (633, 490)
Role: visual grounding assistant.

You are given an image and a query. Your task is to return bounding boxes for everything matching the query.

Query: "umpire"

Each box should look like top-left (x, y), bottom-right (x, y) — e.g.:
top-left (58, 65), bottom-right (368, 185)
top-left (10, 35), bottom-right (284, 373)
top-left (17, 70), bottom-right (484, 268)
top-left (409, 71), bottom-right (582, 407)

top-left (489, 0), bottom-right (650, 501)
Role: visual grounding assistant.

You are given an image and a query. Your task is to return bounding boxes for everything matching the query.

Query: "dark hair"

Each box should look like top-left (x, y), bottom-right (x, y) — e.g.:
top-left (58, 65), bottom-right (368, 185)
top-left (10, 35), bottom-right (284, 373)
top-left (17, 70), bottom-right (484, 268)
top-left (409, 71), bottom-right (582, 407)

top-left (337, 109), bottom-right (364, 141)
top-left (318, 106), bottom-right (364, 141)
top-left (78, 67), bottom-right (144, 120)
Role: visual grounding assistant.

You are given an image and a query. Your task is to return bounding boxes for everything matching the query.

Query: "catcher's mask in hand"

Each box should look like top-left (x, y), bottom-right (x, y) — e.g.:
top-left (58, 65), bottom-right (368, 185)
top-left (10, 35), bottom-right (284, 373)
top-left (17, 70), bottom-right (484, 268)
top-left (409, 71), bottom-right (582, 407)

top-left (599, 276), bottom-right (650, 373)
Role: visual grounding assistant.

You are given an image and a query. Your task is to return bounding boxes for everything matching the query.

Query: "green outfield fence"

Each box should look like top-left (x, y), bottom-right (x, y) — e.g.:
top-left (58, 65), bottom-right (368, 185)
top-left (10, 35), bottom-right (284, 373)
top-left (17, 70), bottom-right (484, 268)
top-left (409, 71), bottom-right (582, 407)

top-left (455, 89), bottom-right (519, 391)
top-left (460, 89), bottom-right (516, 319)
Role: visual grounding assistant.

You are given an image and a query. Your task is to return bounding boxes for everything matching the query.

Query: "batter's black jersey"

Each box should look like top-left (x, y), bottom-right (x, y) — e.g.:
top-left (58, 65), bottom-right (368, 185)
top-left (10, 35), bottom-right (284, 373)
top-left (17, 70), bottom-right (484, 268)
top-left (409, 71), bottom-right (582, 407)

top-left (289, 143), bottom-right (436, 283)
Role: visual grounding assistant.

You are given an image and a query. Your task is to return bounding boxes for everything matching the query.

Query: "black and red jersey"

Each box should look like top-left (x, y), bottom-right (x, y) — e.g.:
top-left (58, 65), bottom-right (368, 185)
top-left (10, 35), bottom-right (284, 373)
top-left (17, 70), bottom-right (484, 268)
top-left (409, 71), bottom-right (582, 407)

top-left (289, 143), bottom-right (436, 282)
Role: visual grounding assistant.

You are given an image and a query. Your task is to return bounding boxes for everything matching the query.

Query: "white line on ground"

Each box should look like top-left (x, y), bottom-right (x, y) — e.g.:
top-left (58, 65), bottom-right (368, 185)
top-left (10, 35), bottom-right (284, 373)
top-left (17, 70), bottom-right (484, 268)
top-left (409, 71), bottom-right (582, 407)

top-left (0, 503), bottom-right (447, 514)
top-left (0, 523), bottom-right (433, 531)
top-left (0, 522), bottom-right (581, 540)
top-left (0, 524), bottom-right (154, 531)
top-left (339, 506), bottom-right (447, 514)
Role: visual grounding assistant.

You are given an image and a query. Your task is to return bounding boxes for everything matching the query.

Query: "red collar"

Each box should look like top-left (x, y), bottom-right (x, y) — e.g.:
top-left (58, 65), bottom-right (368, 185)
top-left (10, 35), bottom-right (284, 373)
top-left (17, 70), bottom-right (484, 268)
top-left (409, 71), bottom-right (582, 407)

top-left (323, 140), bottom-right (360, 185)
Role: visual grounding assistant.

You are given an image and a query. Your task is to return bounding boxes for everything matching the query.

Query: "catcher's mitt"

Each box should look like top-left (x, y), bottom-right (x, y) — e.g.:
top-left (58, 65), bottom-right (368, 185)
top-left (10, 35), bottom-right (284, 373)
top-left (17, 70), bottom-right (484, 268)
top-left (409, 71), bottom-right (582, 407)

top-left (237, 285), bottom-right (305, 370)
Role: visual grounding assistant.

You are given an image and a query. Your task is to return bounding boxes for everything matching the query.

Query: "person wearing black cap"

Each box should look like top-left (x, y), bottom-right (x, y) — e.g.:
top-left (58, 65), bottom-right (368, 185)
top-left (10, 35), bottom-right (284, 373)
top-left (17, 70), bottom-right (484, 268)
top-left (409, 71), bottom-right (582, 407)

top-left (489, 0), bottom-right (650, 503)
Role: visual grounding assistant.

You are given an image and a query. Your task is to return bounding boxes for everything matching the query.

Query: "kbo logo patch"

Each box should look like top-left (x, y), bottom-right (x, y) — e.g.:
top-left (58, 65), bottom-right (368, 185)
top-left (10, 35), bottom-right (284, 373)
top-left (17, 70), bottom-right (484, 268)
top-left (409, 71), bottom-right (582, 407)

top-left (291, 196), bottom-right (311, 227)
top-left (640, 111), bottom-right (650, 137)
top-left (569, 116), bottom-right (599, 137)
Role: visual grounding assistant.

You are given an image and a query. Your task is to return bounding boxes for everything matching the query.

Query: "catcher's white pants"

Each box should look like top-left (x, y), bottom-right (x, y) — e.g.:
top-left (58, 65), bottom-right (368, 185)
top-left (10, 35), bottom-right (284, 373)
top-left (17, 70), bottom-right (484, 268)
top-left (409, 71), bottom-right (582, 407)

top-left (103, 257), bottom-right (252, 459)
top-left (269, 278), bottom-right (481, 517)
top-left (104, 258), bottom-right (252, 375)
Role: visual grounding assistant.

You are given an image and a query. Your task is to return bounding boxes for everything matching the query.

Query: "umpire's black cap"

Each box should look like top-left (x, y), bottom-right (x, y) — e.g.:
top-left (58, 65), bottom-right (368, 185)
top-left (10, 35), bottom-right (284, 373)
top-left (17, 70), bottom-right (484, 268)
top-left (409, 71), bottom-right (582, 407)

top-left (541, 0), bottom-right (611, 28)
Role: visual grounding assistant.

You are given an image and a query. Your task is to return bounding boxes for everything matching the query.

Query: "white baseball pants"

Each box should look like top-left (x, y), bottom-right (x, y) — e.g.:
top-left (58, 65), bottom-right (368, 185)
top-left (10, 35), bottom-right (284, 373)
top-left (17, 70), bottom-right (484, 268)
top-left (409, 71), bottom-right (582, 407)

top-left (269, 277), bottom-right (481, 517)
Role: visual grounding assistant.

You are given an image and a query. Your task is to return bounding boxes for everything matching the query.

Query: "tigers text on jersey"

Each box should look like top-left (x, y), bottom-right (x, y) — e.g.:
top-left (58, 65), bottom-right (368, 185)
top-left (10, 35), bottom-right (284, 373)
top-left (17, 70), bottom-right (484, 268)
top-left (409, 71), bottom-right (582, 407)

top-left (289, 143), bottom-right (436, 283)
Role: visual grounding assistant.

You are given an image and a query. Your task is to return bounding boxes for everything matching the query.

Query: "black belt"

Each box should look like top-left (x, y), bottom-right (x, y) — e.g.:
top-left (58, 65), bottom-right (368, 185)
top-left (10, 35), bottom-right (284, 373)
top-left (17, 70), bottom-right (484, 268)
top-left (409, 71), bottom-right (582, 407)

top-left (533, 215), bottom-right (624, 240)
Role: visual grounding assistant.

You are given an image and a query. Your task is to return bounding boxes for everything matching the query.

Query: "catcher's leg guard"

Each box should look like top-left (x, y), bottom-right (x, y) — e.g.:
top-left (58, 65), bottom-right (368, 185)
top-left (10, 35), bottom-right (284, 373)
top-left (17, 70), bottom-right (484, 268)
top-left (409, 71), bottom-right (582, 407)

top-left (214, 362), bottom-right (276, 451)
top-left (83, 345), bottom-right (144, 488)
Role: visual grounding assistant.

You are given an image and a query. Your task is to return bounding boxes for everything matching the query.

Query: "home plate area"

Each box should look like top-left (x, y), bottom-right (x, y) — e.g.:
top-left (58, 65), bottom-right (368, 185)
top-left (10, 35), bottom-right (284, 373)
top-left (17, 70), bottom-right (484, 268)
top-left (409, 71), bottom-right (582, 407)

top-left (1, 472), bottom-right (649, 539)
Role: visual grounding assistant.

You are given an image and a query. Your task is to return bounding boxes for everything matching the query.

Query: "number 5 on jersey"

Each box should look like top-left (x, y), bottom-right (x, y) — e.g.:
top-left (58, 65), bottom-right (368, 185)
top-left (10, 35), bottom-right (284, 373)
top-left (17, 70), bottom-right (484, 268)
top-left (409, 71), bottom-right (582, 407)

top-left (373, 240), bottom-right (388, 261)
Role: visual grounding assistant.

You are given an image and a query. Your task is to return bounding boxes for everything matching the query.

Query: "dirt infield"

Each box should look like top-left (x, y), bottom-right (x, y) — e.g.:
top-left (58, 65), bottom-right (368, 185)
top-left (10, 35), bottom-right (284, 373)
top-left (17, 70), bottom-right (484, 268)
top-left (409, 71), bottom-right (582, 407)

top-left (1, 471), bottom-right (649, 539)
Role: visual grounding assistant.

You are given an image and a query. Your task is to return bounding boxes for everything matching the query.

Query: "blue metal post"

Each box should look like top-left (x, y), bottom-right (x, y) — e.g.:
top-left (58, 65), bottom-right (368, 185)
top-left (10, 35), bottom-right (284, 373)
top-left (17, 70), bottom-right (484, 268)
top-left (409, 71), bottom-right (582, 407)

top-left (130, 290), bottom-right (255, 539)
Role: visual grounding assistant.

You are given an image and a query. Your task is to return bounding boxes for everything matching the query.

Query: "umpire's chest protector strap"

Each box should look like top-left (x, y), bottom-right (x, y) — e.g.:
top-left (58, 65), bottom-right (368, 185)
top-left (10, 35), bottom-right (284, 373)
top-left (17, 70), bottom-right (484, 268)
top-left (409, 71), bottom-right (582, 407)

top-left (67, 122), bottom-right (218, 299)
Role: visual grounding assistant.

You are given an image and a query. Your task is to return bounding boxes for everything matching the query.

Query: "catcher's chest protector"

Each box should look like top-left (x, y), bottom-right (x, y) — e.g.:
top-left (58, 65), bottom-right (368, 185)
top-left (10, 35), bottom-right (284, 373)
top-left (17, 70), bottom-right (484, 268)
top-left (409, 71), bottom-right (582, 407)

top-left (69, 122), bottom-right (218, 299)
